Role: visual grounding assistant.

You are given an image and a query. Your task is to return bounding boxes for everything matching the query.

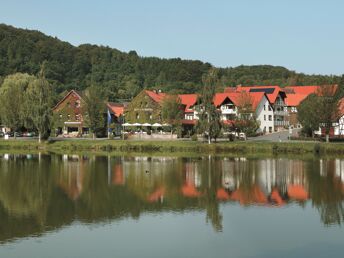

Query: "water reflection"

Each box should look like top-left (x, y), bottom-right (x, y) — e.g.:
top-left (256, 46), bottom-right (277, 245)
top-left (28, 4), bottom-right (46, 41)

top-left (0, 153), bottom-right (343, 243)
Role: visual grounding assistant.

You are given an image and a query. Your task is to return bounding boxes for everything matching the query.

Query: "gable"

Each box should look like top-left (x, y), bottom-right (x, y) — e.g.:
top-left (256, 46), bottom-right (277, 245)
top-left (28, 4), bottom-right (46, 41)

top-left (53, 90), bottom-right (84, 112)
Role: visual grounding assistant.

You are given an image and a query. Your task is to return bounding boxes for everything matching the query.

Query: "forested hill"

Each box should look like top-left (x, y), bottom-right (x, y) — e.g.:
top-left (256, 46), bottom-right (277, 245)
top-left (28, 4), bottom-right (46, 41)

top-left (0, 24), bottom-right (340, 100)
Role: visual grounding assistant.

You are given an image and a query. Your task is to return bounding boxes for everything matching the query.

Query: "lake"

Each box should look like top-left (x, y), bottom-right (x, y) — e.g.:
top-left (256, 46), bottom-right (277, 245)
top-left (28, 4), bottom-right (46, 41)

top-left (0, 153), bottom-right (343, 258)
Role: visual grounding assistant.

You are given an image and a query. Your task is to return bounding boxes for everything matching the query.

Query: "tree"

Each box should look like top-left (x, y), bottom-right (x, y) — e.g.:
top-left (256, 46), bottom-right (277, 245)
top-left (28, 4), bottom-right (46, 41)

top-left (84, 85), bottom-right (106, 139)
top-left (0, 73), bottom-right (35, 131)
top-left (298, 85), bottom-right (339, 141)
top-left (25, 65), bottom-right (53, 142)
top-left (298, 94), bottom-right (322, 137)
top-left (161, 94), bottom-right (183, 136)
top-left (234, 91), bottom-right (260, 136)
top-left (197, 69), bottom-right (222, 144)
top-left (317, 85), bottom-right (340, 142)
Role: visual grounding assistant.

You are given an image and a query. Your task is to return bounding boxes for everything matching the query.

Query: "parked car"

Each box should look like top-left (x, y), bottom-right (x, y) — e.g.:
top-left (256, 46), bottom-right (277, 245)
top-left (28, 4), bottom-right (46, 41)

top-left (5, 132), bottom-right (14, 137)
top-left (23, 132), bottom-right (36, 137)
top-left (14, 132), bottom-right (23, 137)
top-left (0, 132), bottom-right (4, 137)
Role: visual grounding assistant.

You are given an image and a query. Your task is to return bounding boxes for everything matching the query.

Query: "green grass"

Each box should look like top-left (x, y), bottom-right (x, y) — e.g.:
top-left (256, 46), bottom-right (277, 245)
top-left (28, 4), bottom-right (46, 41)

top-left (1, 138), bottom-right (344, 156)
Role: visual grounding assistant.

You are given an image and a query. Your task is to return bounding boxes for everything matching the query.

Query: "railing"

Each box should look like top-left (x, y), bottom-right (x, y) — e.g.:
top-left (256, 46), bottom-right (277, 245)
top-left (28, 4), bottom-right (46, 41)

top-left (274, 120), bottom-right (289, 127)
top-left (274, 110), bottom-right (288, 116)
top-left (221, 108), bottom-right (237, 114)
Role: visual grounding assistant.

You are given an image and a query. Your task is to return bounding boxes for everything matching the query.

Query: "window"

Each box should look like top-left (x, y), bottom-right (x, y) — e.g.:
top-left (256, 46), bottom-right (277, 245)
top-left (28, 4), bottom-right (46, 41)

top-left (185, 114), bottom-right (194, 120)
top-left (268, 105), bottom-right (272, 111)
top-left (59, 114), bottom-right (62, 119)
top-left (264, 115), bottom-right (266, 121)
top-left (136, 113), bottom-right (139, 119)
top-left (264, 105), bottom-right (266, 111)
top-left (67, 114), bottom-right (71, 120)
top-left (269, 127), bottom-right (272, 133)
top-left (149, 114), bottom-right (153, 120)
top-left (75, 100), bottom-right (80, 108)
top-left (268, 115), bottom-right (272, 121)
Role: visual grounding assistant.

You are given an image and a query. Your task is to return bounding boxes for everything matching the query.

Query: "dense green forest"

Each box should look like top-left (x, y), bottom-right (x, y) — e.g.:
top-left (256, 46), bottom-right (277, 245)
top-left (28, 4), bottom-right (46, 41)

top-left (0, 24), bottom-right (341, 101)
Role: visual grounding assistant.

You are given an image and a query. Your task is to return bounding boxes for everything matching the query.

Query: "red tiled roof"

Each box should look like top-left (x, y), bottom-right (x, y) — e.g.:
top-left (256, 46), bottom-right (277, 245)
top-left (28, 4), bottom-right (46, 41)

top-left (107, 102), bottom-right (125, 117)
top-left (338, 98), bottom-right (344, 117)
top-left (213, 93), bottom-right (230, 107)
top-left (285, 93), bottom-right (308, 107)
top-left (285, 85), bottom-right (320, 95)
top-left (249, 92), bottom-right (266, 111)
top-left (178, 94), bottom-right (198, 112)
top-left (145, 90), bottom-right (166, 104)
top-left (230, 85), bottom-right (284, 104)
top-left (214, 92), bottom-right (266, 111)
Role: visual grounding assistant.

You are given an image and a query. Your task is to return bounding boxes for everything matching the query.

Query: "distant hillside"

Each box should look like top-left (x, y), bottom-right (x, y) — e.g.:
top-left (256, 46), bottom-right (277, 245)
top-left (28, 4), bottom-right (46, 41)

top-left (0, 24), bottom-right (340, 100)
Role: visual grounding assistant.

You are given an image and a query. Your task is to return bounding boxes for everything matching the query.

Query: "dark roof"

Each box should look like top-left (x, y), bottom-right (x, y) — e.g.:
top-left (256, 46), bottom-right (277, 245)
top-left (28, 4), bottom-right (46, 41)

top-left (249, 88), bottom-right (275, 94)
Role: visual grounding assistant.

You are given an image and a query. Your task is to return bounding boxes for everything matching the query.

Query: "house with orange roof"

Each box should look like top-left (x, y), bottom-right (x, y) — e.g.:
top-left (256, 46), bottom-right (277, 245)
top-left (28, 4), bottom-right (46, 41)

top-left (226, 85), bottom-right (288, 131)
top-left (285, 85), bottom-right (338, 129)
top-left (124, 89), bottom-right (167, 124)
top-left (215, 91), bottom-right (275, 133)
top-left (178, 93), bottom-right (199, 121)
top-left (52, 90), bottom-right (125, 137)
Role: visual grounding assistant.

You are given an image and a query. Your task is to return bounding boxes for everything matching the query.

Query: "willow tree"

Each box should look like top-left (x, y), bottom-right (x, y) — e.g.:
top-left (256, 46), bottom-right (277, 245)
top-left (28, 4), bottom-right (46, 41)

top-left (25, 65), bottom-right (53, 142)
top-left (197, 69), bottom-right (222, 144)
top-left (0, 73), bottom-right (35, 131)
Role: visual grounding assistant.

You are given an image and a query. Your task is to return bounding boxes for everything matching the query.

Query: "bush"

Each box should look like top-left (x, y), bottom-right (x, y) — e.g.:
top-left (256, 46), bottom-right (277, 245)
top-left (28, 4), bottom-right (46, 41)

top-left (191, 134), bottom-right (198, 141)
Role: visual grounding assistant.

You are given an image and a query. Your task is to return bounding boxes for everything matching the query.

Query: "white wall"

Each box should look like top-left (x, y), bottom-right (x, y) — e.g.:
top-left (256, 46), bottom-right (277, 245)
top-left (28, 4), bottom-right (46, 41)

top-left (255, 96), bottom-right (274, 133)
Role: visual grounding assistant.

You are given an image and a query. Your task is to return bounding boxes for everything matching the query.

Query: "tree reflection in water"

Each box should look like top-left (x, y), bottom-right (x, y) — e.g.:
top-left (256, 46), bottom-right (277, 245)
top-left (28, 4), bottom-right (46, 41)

top-left (0, 153), bottom-right (343, 242)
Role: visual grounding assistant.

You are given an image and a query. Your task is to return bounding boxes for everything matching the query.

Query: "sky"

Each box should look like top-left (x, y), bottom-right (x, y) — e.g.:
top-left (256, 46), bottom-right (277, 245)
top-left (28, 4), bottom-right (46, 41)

top-left (1, 0), bottom-right (344, 75)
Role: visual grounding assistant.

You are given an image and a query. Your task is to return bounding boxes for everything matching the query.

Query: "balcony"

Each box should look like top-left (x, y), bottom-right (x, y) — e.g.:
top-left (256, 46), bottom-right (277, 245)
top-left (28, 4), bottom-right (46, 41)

top-left (220, 105), bottom-right (237, 114)
top-left (274, 110), bottom-right (288, 116)
top-left (274, 120), bottom-right (289, 127)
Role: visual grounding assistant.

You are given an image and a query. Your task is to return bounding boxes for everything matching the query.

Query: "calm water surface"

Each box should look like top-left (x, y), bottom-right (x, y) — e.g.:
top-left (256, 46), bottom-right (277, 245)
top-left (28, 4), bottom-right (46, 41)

top-left (0, 153), bottom-right (343, 258)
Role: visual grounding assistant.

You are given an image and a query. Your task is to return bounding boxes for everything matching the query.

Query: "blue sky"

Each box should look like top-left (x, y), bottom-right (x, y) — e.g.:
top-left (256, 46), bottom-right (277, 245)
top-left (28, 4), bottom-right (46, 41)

top-left (1, 0), bottom-right (344, 75)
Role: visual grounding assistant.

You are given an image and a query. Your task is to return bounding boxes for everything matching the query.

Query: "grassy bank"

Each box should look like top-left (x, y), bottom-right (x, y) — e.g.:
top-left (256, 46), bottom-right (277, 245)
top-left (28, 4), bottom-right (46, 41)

top-left (1, 139), bottom-right (344, 156)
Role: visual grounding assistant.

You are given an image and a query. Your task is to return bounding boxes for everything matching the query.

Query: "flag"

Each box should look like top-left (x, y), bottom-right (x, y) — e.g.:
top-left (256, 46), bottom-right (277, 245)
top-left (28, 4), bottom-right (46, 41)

top-left (107, 109), bottom-right (112, 132)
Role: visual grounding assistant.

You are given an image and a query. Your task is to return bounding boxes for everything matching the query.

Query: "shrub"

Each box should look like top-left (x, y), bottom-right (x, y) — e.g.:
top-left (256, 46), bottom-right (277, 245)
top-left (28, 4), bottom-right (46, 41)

top-left (191, 134), bottom-right (198, 141)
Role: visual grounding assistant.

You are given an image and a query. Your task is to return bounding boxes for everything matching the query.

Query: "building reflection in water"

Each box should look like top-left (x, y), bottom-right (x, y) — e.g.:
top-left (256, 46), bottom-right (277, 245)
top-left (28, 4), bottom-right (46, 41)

top-left (0, 154), bottom-right (344, 241)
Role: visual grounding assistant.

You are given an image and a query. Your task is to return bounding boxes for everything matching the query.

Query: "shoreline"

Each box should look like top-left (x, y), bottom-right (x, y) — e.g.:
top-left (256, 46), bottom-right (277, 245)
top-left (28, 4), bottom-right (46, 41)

top-left (0, 139), bottom-right (344, 156)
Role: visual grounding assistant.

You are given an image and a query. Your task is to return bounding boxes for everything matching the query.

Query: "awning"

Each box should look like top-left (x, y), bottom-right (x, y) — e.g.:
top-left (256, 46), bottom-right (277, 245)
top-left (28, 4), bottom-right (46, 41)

top-left (142, 123), bottom-right (152, 126)
top-left (64, 122), bottom-right (82, 125)
top-left (122, 123), bottom-right (132, 126)
top-left (152, 123), bottom-right (162, 127)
